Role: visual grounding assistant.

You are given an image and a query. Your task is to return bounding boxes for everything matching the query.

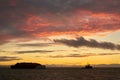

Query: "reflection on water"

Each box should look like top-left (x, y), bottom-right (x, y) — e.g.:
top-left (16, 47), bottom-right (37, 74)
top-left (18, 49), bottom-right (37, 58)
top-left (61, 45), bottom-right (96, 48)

top-left (0, 68), bottom-right (120, 80)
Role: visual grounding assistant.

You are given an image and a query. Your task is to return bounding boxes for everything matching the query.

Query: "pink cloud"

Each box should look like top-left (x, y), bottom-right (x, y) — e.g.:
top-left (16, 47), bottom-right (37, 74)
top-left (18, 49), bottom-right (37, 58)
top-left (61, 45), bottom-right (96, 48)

top-left (0, 0), bottom-right (120, 44)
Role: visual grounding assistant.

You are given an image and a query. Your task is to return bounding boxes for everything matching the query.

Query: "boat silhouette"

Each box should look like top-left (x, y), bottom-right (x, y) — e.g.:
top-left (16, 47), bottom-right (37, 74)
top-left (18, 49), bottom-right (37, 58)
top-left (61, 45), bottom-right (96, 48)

top-left (82, 64), bottom-right (93, 69)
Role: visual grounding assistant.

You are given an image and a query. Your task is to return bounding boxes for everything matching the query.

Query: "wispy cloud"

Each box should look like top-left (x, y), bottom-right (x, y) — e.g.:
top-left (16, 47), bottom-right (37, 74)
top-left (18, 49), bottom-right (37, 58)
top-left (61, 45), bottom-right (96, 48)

top-left (0, 56), bottom-right (21, 61)
top-left (49, 53), bottom-right (120, 58)
top-left (17, 43), bottom-right (53, 47)
top-left (16, 50), bottom-right (54, 54)
top-left (54, 37), bottom-right (120, 50)
top-left (49, 54), bottom-right (89, 58)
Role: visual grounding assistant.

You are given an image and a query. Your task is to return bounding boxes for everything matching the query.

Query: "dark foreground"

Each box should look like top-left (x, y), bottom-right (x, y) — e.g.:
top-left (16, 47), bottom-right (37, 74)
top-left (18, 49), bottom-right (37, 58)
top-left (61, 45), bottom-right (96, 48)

top-left (0, 68), bottom-right (120, 80)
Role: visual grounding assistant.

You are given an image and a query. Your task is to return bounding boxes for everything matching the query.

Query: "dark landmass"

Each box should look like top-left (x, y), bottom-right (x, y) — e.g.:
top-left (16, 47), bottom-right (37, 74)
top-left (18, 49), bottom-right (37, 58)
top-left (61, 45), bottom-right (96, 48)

top-left (11, 62), bottom-right (46, 69)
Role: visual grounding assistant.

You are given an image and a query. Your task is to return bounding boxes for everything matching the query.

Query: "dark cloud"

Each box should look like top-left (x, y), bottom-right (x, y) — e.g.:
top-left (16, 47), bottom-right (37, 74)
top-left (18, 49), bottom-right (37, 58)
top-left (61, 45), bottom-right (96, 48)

top-left (54, 37), bottom-right (120, 50)
top-left (0, 0), bottom-right (120, 44)
top-left (1, 0), bottom-right (118, 14)
top-left (17, 50), bottom-right (54, 54)
top-left (1, 0), bottom-right (119, 13)
top-left (0, 56), bottom-right (21, 61)
top-left (49, 53), bottom-right (120, 58)
top-left (80, 0), bottom-right (120, 14)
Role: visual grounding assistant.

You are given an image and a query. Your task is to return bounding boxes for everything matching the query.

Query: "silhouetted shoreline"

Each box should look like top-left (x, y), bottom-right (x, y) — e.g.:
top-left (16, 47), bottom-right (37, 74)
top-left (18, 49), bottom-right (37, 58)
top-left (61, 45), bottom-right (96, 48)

top-left (10, 62), bottom-right (46, 69)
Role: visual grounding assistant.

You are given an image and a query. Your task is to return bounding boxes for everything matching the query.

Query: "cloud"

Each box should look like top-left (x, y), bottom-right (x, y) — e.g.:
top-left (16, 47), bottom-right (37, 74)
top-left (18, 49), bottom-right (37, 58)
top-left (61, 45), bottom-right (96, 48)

top-left (0, 0), bottom-right (120, 44)
top-left (0, 56), bottom-right (21, 61)
top-left (49, 54), bottom-right (89, 58)
top-left (49, 53), bottom-right (120, 58)
top-left (16, 50), bottom-right (54, 54)
top-left (54, 37), bottom-right (120, 50)
top-left (80, 0), bottom-right (120, 14)
top-left (17, 43), bottom-right (53, 47)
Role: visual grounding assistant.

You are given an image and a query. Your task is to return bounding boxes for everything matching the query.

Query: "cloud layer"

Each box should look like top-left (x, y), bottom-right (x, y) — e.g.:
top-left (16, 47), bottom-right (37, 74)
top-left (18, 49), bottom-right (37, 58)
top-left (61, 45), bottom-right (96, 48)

top-left (54, 37), bottom-right (120, 50)
top-left (17, 50), bottom-right (54, 54)
top-left (0, 0), bottom-right (120, 44)
top-left (0, 56), bottom-right (21, 61)
top-left (49, 53), bottom-right (120, 58)
top-left (18, 43), bottom-right (53, 47)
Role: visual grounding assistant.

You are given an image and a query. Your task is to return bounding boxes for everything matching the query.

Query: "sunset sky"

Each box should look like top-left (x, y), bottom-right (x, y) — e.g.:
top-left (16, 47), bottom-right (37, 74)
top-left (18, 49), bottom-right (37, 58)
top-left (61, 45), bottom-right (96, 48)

top-left (0, 0), bottom-right (120, 67)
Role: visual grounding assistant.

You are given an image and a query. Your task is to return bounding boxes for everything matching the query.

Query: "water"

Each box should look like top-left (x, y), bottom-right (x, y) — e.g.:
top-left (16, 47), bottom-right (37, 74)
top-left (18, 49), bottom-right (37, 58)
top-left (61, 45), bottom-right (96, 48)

top-left (0, 68), bottom-right (120, 80)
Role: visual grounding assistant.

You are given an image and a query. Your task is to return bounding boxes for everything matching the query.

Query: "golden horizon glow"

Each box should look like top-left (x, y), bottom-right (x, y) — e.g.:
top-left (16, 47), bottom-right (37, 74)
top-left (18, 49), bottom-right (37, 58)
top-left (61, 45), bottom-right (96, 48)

top-left (0, 0), bottom-right (120, 67)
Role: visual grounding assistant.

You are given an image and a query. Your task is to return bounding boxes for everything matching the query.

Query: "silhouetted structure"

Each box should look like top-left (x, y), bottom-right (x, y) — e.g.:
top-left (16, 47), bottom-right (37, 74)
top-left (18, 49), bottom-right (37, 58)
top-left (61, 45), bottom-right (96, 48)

top-left (82, 64), bottom-right (93, 69)
top-left (11, 62), bottom-right (46, 69)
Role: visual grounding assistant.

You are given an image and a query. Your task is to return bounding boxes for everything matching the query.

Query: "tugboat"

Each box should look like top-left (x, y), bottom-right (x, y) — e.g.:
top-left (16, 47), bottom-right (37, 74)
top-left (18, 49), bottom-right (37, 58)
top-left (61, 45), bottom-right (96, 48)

top-left (82, 64), bottom-right (93, 69)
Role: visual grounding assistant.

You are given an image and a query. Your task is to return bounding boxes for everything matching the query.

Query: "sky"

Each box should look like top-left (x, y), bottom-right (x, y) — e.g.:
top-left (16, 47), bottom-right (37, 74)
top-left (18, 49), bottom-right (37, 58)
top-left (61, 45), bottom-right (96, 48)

top-left (0, 0), bottom-right (120, 67)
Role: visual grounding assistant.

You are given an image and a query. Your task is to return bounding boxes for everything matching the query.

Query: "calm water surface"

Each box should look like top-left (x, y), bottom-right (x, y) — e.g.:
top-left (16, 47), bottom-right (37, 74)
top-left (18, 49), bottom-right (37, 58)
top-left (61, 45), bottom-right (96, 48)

top-left (0, 68), bottom-right (120, 80)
